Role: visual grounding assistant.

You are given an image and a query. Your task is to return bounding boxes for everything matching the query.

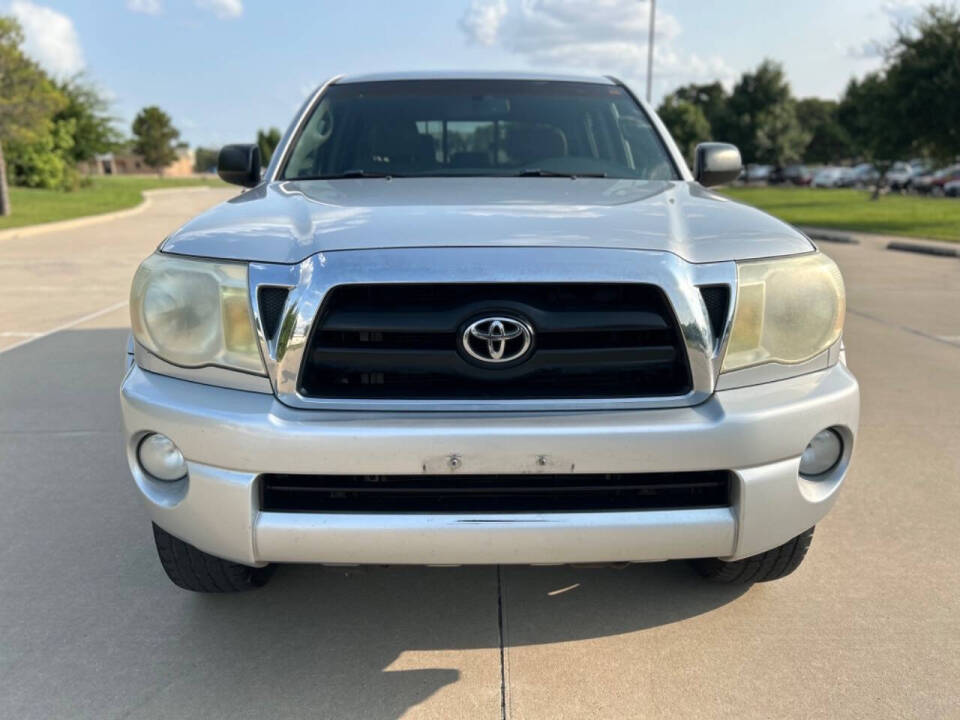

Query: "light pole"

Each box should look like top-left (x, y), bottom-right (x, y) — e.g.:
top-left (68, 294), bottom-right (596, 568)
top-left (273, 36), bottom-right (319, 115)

top-left (646, 0), bottom-right (656, 103)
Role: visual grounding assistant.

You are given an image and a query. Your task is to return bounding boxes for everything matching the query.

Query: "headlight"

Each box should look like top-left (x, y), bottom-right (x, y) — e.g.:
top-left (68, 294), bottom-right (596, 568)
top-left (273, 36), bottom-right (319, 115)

top-left (130, 253), bottom-right (263, 374)
top-left (721, 253), bottom-right (845, 373)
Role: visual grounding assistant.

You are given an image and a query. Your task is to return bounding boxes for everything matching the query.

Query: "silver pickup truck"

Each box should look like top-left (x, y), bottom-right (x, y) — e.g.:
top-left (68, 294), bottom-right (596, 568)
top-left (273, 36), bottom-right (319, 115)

top-left (121, 72), bottom-right (858, 592)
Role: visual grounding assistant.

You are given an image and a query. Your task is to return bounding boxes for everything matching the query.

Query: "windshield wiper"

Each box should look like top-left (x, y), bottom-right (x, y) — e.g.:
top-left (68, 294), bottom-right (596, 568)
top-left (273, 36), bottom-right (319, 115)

top-left (515, 169), bottom-right (607, 178)
top-left (309, 169), bottom-right (398, 179)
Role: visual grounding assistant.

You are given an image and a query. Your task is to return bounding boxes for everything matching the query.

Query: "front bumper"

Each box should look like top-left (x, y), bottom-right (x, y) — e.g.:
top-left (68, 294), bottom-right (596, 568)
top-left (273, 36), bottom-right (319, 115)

top-left (120, 362), bottom-right (859, 566)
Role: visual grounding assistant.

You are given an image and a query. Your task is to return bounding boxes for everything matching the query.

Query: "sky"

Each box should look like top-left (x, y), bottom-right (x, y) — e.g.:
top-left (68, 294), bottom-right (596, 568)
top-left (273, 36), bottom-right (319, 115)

top-left (3, 0), bottom-right (931, 148)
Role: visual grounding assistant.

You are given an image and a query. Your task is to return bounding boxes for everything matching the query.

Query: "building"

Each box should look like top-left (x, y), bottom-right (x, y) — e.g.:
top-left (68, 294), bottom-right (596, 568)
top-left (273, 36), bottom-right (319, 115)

top-left (82, 146), bottom-right (197, 177)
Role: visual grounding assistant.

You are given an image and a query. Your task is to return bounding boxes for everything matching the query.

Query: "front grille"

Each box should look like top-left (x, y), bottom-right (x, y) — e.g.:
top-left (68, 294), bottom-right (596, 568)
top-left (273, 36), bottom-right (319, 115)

top-left (299, 283), bottom-right (690, 400)
top-left (260, 472), bottom-right (732, 513)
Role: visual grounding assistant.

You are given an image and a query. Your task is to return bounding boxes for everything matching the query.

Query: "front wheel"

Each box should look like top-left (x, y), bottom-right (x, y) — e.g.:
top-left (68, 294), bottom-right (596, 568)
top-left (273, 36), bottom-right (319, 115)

top-left (690, 527), bottom-right (814, 584)
top-left (152, 524), bottom-right (274, 592)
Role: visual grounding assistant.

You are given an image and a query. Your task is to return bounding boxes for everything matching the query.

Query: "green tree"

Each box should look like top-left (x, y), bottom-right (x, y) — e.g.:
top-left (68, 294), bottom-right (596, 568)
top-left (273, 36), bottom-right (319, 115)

top-left (838, 72), bottom-right (905, 197)
top-left (666, 81), bottom-right (729, 139)
top-left (194, 146), bottom-right (220, 173)
top-left (725, 60), bottom-right (804, 164)
top-left (0, 17), bottom-right (66, 215)
top-left (257, 127), bottom-right (282, 165)
top-left (54, 76), bottom-right (120, 164)
top-left (796, 98), bottom-right (851, 164)
top-left (7, 116), bottom-right (77, 190)
top-left (883, 4), bottom-right (960, 162)
top-left (132, 106), bottom-right (180, 174)
top-left (656, 96), bottom-right (711, 163)
top-left (753, 100), bottom-right (810, 167)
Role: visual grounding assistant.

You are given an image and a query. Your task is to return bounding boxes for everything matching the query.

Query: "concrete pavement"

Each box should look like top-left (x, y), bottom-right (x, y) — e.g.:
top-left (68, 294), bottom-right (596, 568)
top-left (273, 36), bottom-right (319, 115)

top-left (0, 191), bottom-right (958, 719)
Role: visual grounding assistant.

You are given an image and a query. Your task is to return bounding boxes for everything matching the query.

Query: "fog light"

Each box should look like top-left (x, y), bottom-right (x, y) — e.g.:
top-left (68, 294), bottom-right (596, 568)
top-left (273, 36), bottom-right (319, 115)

top-left (137, 433), bottom-right (187, 481)
top-left (799, 429), bottom-right (843, 476)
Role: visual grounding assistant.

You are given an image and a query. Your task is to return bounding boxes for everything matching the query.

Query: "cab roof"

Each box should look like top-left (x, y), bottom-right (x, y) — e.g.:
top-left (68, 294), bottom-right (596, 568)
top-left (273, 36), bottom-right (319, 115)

top-left (335, 70), bottom-right (617, 85)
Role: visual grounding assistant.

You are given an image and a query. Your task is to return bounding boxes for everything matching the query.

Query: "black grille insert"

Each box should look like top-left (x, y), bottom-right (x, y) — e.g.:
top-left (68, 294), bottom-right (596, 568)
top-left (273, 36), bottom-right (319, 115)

top-left (699, 285), bottom-right (730, 343)
top-left (300, 283), bottom-right (691, 400)
top-left (258, 286), bottom-right (290, 340)
top-left (260, 472), bottom-right (732, 513)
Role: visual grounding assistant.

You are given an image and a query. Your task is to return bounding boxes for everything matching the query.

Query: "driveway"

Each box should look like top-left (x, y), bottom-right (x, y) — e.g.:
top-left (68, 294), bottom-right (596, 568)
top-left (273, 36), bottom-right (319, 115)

top-left (0, 190), bottom-right (957, 719)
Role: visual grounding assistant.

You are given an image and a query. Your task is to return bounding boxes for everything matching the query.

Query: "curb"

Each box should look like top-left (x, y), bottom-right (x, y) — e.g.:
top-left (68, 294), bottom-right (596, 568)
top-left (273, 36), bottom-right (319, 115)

top-left (886, 241), bottom-right (959, 258)
top-left (0, 186), bottom-right (215, 243)
top-left (798, 228), bottom-right (859, 244)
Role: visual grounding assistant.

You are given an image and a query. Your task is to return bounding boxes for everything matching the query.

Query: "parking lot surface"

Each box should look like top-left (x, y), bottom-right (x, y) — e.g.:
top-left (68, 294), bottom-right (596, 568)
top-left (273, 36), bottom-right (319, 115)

top-left (0, 190), bottom-right (958, 719)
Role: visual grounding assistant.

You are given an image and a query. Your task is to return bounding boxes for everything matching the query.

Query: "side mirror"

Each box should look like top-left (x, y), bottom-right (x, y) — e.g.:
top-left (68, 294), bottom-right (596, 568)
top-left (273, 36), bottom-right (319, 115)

top-left (218, 144), bottom-right (261, 188)
top-left (693, 143), bottom-right (742, 187)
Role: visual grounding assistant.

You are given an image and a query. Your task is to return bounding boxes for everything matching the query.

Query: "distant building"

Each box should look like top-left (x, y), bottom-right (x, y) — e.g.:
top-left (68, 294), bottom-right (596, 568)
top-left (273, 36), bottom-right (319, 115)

top-left (81, 147), bottom-right (197, 177)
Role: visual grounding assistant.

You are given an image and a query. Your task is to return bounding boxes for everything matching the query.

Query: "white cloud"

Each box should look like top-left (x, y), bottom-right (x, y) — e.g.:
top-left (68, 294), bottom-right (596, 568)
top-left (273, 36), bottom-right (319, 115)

top-left (880, 0), bottom-right (926, 23)
top-left (459, 0), bottom-right (736, 98)
top-left (196, 0), bottom-right (243, 19)
top-left (10, 1), bottom-right (85, 77)
top-left (127, 0), bottom-right (162, 14)
top-left (460, 0), bottom-right (507, 45)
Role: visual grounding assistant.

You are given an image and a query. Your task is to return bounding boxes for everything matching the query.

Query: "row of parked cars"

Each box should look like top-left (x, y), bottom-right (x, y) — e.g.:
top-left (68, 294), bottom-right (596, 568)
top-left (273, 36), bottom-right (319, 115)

top-left (741, 160), bottom-right (960, 196)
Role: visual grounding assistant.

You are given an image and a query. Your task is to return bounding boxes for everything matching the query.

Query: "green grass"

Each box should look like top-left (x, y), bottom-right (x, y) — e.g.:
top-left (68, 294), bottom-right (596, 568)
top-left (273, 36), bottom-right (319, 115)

top-left (721, 187), bottom-right (960, 243)
top-left (0, 175), bottom-right (226, 231)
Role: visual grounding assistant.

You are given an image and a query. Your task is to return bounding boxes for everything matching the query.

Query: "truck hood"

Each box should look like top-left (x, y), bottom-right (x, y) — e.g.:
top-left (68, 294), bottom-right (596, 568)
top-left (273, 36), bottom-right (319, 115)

top-left (161, 178), bottom-right (813, 264)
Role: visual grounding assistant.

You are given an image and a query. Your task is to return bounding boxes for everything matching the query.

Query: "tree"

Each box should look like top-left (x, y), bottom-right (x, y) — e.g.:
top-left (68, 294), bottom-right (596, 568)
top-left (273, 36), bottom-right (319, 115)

top-left (194, 146), bottom-right (219, 173)
top-left (753, 100), bottom-right (810, 167)
top-left (7, 116), bottom-right (76, 190)
top-left (656, 97), bottom-right (711, 163)
top-left (0, 17), bottom-right (65, 215)
top-left (132, 106), bottom-right (180, 174)
top-left (838, 72), bottom-right (905, 197)
top-left (257, 127), bottom-right (282, 165)
top-left (725, 60), bottom-right (805, 164)
top-left (883, 4), bottom-right (960, 163)
top-left (666, 81), bottom-right (729, 139)
top-left (796, 98), bottom-right (851, 164)
top-left (53, 76), bottom-right (120, 164)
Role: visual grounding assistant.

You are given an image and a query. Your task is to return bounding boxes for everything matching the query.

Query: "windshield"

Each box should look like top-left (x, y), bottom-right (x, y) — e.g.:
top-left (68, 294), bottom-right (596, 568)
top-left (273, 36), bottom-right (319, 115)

top-left (280, 80), bottom-right (679, 181)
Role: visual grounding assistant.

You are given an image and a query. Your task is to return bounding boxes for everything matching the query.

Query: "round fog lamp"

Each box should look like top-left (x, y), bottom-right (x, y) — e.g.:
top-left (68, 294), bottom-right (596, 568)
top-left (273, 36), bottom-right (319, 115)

top-left (799, 429), bottom-right (843, 476)
top-left (137, 433), bottom-right (187, 481)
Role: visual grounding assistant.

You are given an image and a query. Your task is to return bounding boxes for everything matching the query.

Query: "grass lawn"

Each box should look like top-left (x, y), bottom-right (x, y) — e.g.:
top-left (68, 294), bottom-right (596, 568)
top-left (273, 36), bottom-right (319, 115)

top-left (0, 175), bottom-right (226, 231)
top-left (721, 187), bottom-right (960, 243)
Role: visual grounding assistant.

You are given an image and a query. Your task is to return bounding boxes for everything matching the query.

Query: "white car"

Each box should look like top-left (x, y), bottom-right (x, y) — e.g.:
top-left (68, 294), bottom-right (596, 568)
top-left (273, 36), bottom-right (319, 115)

top-left (121, 72), bottom-right (858, 592)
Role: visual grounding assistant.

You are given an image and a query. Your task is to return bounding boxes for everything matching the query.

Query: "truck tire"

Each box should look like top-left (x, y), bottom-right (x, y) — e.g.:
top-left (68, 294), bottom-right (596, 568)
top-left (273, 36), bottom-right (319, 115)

top-left (152, 523), bottom-right (274, 592)
top-left (691, 527), bottom-right (815, 584)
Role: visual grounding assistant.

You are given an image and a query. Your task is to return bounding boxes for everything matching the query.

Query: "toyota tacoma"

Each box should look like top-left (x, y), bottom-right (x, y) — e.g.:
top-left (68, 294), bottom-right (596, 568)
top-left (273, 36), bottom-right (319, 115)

top-left (121, 72), bottom-right (859, 592)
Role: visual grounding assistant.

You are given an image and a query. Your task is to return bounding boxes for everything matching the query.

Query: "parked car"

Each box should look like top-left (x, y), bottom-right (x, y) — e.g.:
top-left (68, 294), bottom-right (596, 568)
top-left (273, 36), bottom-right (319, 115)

top-left (744, 164), bottom-right (773, 183)
top-left (122, 72), bottom-right (858, 592)
top-left (885, 160), bottom-right (930, 191)
top-left (944, 179), bottom-right (960, 197)
top-left (770, 164), bottom-right (812, 186)
top-left (913, 165), bottom-right (960, 195)
top-left (840, 163), bottom-right (880, 188)
top-left (812, 167), bottom-right (847, 187)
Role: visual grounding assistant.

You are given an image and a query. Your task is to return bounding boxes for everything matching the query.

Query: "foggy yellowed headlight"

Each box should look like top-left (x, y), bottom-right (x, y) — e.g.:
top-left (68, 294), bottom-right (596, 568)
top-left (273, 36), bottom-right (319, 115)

top-left (130, 253), bottom-right (263, 374)
top-left (721, 253), bottom-right (845, 373)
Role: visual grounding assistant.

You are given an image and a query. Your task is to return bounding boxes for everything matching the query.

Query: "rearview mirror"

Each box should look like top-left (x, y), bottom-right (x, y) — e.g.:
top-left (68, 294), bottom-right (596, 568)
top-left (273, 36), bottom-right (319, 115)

top-left (694, 143), bottom-right (742, 187)
top-left (218, 144), bottom-right (261, 188)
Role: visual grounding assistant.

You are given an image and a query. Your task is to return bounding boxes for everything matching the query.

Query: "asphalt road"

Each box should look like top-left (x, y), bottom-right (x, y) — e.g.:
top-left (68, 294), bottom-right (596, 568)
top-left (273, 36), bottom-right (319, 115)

top-left (0, 190), bottom-right (958, 719)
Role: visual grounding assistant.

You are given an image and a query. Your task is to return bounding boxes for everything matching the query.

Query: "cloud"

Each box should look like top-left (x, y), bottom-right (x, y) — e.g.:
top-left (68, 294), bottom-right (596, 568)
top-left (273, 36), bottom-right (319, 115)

top-left (10, 1), bottom-right (85, 77)
top-left (843, 39), bottom-right (884, 60)
top-left (880, 0), bottom-right (926, 23)
top-left (196, 0), bottom-right (243, 19)
top-left (458, 0), bottom-right (736, 97)
top-left (126, 0), bottom-right (162, 14)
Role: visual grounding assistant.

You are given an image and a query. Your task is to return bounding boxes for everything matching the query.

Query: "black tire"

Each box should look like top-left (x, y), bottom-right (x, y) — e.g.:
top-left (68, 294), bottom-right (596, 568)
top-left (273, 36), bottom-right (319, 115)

top-left (691, 527), bottom-right (815, 584)
top-left (152, 523), bottom-right (274, 593)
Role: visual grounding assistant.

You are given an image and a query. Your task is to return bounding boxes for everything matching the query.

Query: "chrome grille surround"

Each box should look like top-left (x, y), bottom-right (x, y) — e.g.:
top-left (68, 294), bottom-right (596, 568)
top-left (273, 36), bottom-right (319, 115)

top-left (248, 247), bottom-right (736, 411)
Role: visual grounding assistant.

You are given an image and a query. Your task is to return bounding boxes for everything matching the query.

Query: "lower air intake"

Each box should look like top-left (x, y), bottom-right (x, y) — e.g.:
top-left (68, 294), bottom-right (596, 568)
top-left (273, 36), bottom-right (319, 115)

top-left (260, 472), bottom-right (732, 513)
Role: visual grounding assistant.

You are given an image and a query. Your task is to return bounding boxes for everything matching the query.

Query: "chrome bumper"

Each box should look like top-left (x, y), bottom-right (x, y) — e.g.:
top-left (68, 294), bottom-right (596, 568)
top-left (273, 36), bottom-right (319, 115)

top-left (120, 363), bottom-right (859, 566)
